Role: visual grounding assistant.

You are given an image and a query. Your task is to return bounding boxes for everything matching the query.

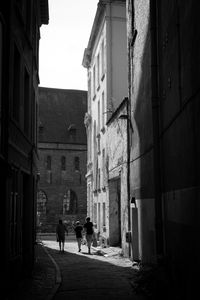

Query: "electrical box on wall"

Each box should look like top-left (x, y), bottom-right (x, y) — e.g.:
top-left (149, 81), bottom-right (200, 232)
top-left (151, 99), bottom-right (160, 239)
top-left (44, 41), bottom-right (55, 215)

top-left (126, 231), bottom-right (131, 242)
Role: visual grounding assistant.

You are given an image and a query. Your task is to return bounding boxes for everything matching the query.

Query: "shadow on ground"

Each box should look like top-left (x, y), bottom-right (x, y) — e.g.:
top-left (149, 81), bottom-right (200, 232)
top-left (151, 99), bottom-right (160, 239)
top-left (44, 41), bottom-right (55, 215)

top-left (46, 245), bottom-right (176, 300)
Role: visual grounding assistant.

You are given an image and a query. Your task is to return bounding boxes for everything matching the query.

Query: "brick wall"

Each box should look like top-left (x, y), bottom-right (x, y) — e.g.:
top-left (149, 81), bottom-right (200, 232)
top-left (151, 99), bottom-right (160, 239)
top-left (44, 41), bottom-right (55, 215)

top-left (37, 146), bottom-right (87, 232)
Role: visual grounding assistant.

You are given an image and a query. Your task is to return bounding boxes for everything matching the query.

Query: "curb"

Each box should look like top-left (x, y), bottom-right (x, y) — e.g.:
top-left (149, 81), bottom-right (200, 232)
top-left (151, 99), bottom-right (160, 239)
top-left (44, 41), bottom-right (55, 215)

top-left (42, 246), bottom-right (62, 300)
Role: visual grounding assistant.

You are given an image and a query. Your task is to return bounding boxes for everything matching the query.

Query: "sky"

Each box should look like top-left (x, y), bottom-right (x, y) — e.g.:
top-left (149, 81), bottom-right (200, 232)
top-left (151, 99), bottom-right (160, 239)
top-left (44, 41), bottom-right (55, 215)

top-left (39, 0), bottom-right (99, 91)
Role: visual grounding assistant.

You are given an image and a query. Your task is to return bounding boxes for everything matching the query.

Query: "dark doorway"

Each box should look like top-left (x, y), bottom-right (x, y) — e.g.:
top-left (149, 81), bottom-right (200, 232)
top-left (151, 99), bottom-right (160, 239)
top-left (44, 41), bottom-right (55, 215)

top-left (108, 178), bottom-right (121, 247)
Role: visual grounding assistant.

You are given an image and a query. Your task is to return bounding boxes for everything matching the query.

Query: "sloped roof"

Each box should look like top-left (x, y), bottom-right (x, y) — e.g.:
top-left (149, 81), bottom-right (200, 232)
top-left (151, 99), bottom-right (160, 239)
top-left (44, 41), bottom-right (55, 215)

top-left (38, 87), bottom-right (87, 144)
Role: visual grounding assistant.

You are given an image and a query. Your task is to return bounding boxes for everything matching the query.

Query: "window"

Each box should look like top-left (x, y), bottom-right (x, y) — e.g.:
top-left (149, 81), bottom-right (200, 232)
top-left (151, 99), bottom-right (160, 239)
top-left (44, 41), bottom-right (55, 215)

top-left (88, 73), bottom-right (91, 110)
top-left (97, 53), bottom-right (100, 88)
top-left (37, 190), bottom-right (47, 215)
top-left (46, 156), bottom-right (52, 184)
top-left (38, 122), bottom-right (44, 140)
top-left (94, 158), bottom-right (98, 191)
top-left (63, 190), bottom-right (70, 214)
top-left (102, 148), bottom-right (106, 188)
top-left (103, 202), bottom-right (106, 226)
top-left (74, 156), bottom-right (80, 171)
top-left (97, 135), bottom-right (100, 154)
top-left (93, 64), bottom-right (96, 98)
top-left (101, 39), bottom-right (105, 79)
top-left (97, 168), bottom-right (101, 191)
top-left (94, 203), bottom-right (97, 223)
top-left (68, 124), bottom-right (76, 142)
top-left (101, 91), bottom-right (105, 129)
top-left (61, 156), bottom-right (66, 170)
top-left (63, 189), bottom-right (77, 214)
top-left (46, 156), bottom-right (51, 170)
top-left (98, 100), bottom-right (100, 132)
top-left (98, 202), bottom-right (101, 229)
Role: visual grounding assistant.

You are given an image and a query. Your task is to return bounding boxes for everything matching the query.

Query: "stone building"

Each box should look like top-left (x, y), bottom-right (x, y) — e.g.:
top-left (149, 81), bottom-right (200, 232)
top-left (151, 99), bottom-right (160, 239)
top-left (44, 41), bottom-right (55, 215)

top-left (127, 0), bottom-right (200, 297)
top-left (0, 0), bottom-right (49, 291)
top-left (106, 98), bottom-right (129, 253)
top-left (37, 87), bottom-right (87, 232)
top-left (83, 0), bottom-right (128, 255)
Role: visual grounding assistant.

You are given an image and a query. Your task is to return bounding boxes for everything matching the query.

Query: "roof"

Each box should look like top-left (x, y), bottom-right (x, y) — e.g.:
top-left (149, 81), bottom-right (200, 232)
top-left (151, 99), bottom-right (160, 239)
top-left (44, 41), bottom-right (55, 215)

top-left (38, 87), bottom-right (87, 145)
top-left (107, 97), bottom-right (128, 125)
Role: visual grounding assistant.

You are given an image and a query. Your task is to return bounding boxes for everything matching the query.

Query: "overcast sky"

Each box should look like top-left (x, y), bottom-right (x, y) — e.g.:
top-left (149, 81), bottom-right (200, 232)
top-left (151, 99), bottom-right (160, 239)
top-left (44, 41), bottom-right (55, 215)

top-left (39, 0), bottom-right (99, 91)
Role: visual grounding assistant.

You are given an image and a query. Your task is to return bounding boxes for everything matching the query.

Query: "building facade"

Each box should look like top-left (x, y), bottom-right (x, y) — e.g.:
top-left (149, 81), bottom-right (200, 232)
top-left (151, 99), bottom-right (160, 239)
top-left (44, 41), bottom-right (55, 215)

top-left (0, 0), bottom-right (49, 290)
top-left (37, 87), bottom-right (87, 232)
top-left (127, 0), bottom-right (200, 297)
top-left (83, 0), bottom-right (129, 255)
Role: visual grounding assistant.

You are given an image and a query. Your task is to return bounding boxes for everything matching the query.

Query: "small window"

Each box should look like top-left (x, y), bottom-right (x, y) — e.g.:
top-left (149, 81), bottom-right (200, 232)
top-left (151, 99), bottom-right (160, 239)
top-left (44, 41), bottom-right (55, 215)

top-left (74, 156), bottom-right (80, 171)
top-left (46, 155), bottom-right (51, 170)
top-left (103, 202), bottom-right (106, 226)
top-left (68, 124), bottom-right (76, 142)
top-left (37, 190), bottom-right (47, 215)
top-left (63, 189), bottom-right (77, 215)
top-left (61, 156), bottom-right (66, 170)
top-left (39, 122), bottom-right (44, 135)
top-left (97, 53), bottom-right (100, 87)
top-left (93, 64), bottom-right (96, 97)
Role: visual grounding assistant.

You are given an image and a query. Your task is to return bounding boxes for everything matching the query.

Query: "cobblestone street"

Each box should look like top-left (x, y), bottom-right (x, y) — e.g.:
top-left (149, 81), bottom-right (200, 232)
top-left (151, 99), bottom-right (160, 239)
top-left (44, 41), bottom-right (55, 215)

top-left (42, 234), bottom-right (145, 300)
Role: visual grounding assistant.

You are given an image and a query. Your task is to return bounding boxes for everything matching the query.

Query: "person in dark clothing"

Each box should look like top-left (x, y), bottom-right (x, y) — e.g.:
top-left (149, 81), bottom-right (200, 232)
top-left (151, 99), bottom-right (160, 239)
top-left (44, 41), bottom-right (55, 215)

top-left (74, 221), bottom-right (83, 252)
top-left (83, 217), bottom-right (94, 254)
top-left (56, 219), bottom-right (67, 252)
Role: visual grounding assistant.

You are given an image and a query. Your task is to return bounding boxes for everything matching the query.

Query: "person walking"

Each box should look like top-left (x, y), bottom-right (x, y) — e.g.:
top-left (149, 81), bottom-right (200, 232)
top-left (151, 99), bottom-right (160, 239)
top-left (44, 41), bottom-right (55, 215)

top-left (83, 217), bottom-right (94, 254)
top-left (56, 219), bottom-right (67, 252)
top-left (74, 221), bottom-right (83, 252)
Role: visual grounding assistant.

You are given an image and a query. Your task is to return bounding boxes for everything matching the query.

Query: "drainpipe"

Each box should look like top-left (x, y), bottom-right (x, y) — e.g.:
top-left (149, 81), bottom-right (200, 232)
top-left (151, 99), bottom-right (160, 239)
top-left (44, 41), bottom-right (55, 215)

top-left (126, 96), bottom-right (131, 257)
top-left (150, 0), bottom-right (164, 257)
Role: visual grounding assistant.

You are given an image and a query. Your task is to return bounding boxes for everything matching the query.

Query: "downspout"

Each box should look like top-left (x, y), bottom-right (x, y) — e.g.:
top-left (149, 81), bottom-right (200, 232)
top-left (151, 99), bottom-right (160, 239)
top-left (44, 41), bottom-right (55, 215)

top-left (126, 96), bottom-right (131, 257)
top-left (127, 0), bottom-right (137, 259)
top-left (150, 0), bottom-right (164, 257)
top-left (127, 0), bottom-right (138, 258)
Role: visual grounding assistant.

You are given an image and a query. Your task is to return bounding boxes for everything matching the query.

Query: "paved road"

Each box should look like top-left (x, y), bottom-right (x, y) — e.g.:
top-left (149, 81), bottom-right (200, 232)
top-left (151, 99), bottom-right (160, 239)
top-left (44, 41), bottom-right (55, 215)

top-left (42, 235), bottom-right (145, 300)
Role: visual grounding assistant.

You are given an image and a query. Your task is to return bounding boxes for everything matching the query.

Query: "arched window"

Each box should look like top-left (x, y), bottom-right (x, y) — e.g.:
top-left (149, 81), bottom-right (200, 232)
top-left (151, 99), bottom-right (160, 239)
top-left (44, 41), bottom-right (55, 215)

top-left (37, 190), bottom-right (47, 215)
top-left (63, 189), bottom-right (77, 215)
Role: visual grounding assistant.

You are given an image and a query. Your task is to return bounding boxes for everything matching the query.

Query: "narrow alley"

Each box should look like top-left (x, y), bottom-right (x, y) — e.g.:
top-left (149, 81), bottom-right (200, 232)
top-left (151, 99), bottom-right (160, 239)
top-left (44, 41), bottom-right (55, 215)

top-left (6, 234), bottom-right (172, 300)
top-left (46, 237), bottom-right (140, 300)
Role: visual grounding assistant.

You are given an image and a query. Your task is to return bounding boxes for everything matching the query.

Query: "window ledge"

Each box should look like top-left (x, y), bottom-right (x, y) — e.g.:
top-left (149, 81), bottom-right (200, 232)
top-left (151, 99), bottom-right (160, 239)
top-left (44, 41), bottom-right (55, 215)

top-left (101, 127), bottom-right (105, 134)
top-left (101, 73), bottom-right (105, 82)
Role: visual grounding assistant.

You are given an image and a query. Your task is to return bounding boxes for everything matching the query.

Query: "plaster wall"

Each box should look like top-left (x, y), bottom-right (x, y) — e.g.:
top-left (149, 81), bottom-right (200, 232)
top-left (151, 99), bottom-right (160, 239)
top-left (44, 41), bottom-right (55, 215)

top-left (107, 102), bottom-right (129, 256)
top-left (128, 0), bottom-right (156, 262)
top-left (85, 1), bottom-right (127, 248)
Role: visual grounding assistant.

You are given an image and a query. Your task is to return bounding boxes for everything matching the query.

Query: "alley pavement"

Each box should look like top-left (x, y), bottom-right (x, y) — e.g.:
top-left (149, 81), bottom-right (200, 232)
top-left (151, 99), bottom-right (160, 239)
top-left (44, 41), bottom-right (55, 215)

top-left (5, 234), bottom-right (173, 300)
